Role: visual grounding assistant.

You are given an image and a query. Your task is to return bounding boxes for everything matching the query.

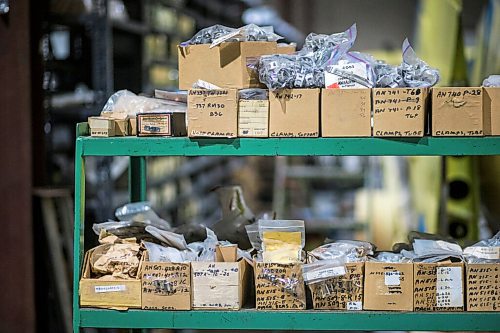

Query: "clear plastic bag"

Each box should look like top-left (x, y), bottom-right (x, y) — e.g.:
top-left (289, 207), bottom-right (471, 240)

top-left (324, 51), bottom-right (376, 88)
top-left (308, 240), bottom-right (374, 263)
top-left (239, 88), bottom-right (268, 100)
top-left (302, 258), bottom-right (348, 285)
top-left (142, 241), bottom-right (195, 263)
top-left (258, 220), bottom-right (304, 263)
top-left (463, 231), bottom-right (500, 263)
top-left (399, 38), bottom-right (440, 87)
top-left (371, 251), bottom-right (411, 263)
top-left (144, 226), bottom-right (189, 250)
top-left (197, 228), bottom-right (218, 261)
top-left (374, 61), bottom-right (404, 88)
top-left (245, 223), bottom-right (262, 251)
top-left (180, 24), bottom-right (236, 46)
top-left (101, 90), bottom-right (186, 117)
top-left (483, 75), bottom-right (500, 87)
top-left (115, 201), bottom-right (171, 231)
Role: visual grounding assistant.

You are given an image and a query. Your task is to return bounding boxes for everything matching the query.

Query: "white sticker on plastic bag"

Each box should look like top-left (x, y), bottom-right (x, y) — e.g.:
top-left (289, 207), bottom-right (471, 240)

top-left (304, 266), bottom-right (346, 282)
top-left (294, 73), bottom-right (305, 87)
top-left (464, 246), bottom-right (500, 260)
top-left (436, 267), bottom-right (463, 307)
top-left (325, 61), bottom-right (369, 89)
top-left (347, 301), bottom-right (362, 311)
top-left (384, 271), bottom-right (400, 286)
top-left (94, 285), bottom-right (126, 293)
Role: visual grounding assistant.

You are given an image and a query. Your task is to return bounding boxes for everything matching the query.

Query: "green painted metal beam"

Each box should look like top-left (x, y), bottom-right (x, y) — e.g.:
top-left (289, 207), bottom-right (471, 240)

top-left (79, 309), bottom-right (500, 331)
top-left (77, 136), bottom-right (500, 156)
top-left (128, 156), bottom-right (147, 202)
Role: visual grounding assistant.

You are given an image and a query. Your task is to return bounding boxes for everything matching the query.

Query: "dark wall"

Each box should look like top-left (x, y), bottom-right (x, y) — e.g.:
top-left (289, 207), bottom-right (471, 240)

top-left (0, 1), bottom-right (35, 332)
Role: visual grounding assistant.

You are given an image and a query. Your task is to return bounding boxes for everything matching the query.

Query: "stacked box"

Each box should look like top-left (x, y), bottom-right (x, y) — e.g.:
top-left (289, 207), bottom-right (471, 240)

top-left (466, 263), bottom-right (499, 311)
top-left (483, 87), bottom-right (500, 135)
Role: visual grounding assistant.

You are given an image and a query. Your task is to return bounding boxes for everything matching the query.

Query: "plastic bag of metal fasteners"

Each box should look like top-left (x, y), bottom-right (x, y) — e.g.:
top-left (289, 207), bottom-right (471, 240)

top-left (463, 231), bottom-right (500, 263)
top-left (142, 241), bottom-right (197, 263)
top-left (239, 88), bottom-right (268, 100)
top-left (371, 251), bottom-right (411, 263)
top-left (257, 53), bottom-right (323, 89)
top-left (115, 201), bottom-right (171, 230)
top-left (180, 24), bottom-right (236, 46)
top-left (324, 51), bottom-right (376, 88)
top-left (302, 258), bottom-right (348, 285)
top-left (399, 38), bottom-right (440, 87)
top-left (483, 75), bottom-right (500, 87)
top-left (308, 240), bottom-right (374, 263)
top-left (374, 61), bottom-right (404, 88)
top-left (301, 23), bottom-right (357, 68)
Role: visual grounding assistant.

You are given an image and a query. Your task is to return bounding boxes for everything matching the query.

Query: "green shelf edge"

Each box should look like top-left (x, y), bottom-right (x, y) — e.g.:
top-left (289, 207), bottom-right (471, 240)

top-left (76, 123), bottom-right (500, 156)
top-left (79, 308), bottom-right (500, 331)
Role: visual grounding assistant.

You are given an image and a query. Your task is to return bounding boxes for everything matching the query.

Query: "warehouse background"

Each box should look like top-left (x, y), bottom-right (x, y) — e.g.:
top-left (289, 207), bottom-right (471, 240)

top-left (0, 0), bottom-right (499, 332)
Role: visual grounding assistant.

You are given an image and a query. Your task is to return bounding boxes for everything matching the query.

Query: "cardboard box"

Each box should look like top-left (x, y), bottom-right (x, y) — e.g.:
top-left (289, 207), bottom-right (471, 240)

top-left (432, 87), bottom-right (484, 136)
top-left (363, 262), bottom-right (413, 311)
top-left (466, 263), bottom-right (500, 311)
top-left (413, 262), bottom-right (464, 311)
top-left (137, 113), bottom-right (187, 137)
top-left (191, 245), bottom-right (251, 310)
top-left (269, 89), bottom-right (320, 137)
top-left (483, 87), bottom-right (500, 135)
top-left (187, 89), bottom-right (238, 138)
top-left (254, 262), bottom-right (306, 310)
top-left (238, 99), bottom-right (269, 137)
top-left (129, 117), bottom-right (137, 136)
top-left (88, 116), bottom-right (115, 137)
top-left (79, 249), bottom-right (141, 309)
top-left (372, 88), bottom-right (428, 137)
top-left (114, 119), bottom-right (129, 136)
top-left (141, 261), bottom-right (191, 310)
top-left (308, 262), bottom-right (364, 310)
top-left (321, 88), bottom-right (371, 137)
top-left (276, 44), bottom-right (296, 54)
top-left (178, 41), bottom-right (278, 90)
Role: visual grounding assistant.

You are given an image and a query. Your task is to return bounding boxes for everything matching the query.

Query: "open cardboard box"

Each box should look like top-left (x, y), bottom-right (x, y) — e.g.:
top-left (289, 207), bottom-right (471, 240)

top-left (483, 87), bottom-right (500, 136)
top-left (79, 247), bottom-right (142, 309)
top-left (413, 261), bottom-right (464, 311)
top-left (308, 262), bottom-right (364, 310)
top-left (141, 251), bottom-right (191, 310)
top-left (178, 41), bottom-right (279, 90)
top-left (191, 245), bottom-right (251, 310)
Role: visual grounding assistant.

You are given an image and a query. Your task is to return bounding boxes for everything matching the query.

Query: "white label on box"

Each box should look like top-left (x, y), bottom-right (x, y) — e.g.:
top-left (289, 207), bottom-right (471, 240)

top-left (347, 301), bottom-right (362, 311)
top-left (304, 266), bottom-right (346, 282)
top-left (436, 266), bottom-right (463, 307)
top-left (210, 29), bottom-right (242, 48)
top-left (463, 246), bottom-right (500, 260)
top-left (94, 285), bottom-right (126, 293)
top-left (384, 271), bottom-right (401, 286)
top-left (325, 61), bottom-right (370, 89)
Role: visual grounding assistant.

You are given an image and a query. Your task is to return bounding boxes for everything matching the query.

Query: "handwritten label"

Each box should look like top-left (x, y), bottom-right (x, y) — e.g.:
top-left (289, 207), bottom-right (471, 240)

top-left (436, 266), bottom-right (463, 307)
top-left (385, 271), bottom-right (401, 286)
top-left (270, 131), bottom-right (319, 138)
top-left (467, 264), bottom-right (499, 311)
top-left (435, 89), bottom-right (481, 99)
top-left (95, 285), bottom-right (126, 293)
top-left (373, 88), bottom-right (425, 137)
top-left (464, 247), bottom-right (500, 260)
top-left (255, 262), bottom-right (305, 310)
top-left (189, 89), bottom-right (229, 96)
top-left (238, 100), bottom-right (269, 137)
top-left (347, 301), bottom-right (363, 311)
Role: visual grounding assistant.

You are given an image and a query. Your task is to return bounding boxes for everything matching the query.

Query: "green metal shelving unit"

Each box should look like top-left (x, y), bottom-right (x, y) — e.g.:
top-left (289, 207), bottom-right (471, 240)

top-left (73, 123), bottom-right (500, 332)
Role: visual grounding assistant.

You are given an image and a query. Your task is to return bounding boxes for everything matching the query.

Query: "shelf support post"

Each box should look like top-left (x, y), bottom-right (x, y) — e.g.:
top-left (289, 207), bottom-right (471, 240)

top-left (129, 156), bottom-right (147, 202)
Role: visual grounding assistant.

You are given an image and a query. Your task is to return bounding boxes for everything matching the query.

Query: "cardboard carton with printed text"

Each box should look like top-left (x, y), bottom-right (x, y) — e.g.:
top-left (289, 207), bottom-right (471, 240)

top-left (432, 87), bottom-right (484, 136)
top-left (321, 89), bottom-right (371, 137)
top-left (372, 88), bottom-right (428, 137)
top-left (191, 245), bottom-right (251, 310)
top-left (187, 89), bottom-right (238, 138)
top-left (413, 261), bottom-right (464, 311)
top-left (137, 112), bottom-right (187, 137)
top-left (363, 262), bottom-right (413, 311)
top-left (269, 88), bottom-right (320, 138)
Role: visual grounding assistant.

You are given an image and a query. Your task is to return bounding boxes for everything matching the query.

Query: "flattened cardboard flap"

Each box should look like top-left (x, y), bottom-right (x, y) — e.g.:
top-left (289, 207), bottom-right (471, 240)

top-left (216, 244), bottom-right (238, 262)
